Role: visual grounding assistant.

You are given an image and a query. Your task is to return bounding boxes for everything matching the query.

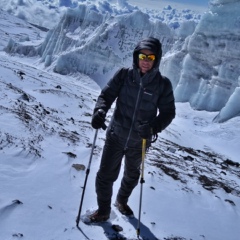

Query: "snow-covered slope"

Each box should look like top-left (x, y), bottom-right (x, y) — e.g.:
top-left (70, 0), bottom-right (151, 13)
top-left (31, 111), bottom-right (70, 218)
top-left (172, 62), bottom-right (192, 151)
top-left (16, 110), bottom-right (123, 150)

top-left (0, 0), bottom-right (65, 29)
top-left (0, 9), bottom-right (47, 51)
top-left (0, 8), bottom-right (240, 240)
top-left (1, 49), bottom-right (240, 240)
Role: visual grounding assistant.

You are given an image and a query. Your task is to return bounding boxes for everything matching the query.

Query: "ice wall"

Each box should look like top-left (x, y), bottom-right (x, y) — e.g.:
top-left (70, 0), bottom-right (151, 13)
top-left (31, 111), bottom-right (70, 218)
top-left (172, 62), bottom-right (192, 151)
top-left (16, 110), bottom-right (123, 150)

top-left (164, 0), bottom-right (240, 122)
top-left (3, 3), bottom-right (175, 87)
top-left (37, 5), bottom-right (174, 87)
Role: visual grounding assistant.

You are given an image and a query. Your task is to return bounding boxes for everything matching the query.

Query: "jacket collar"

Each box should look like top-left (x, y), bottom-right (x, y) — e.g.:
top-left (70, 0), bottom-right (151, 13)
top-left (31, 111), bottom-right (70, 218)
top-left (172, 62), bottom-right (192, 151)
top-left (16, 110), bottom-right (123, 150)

top-left (133, 66), bottom-right (159, 87)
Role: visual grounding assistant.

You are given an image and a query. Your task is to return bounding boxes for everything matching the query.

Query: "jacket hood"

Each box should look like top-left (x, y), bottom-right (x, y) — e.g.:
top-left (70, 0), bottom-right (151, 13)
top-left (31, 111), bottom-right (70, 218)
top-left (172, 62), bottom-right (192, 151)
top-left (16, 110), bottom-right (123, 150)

top-left (133, 37), bottom-right (162, 70)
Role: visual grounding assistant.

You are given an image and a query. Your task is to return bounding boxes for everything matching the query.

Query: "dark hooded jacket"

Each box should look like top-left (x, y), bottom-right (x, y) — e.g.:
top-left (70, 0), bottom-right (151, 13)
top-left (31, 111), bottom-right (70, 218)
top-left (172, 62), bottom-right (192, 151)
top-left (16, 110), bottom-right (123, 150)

top-left (93, 37), bottom-right (175, 148)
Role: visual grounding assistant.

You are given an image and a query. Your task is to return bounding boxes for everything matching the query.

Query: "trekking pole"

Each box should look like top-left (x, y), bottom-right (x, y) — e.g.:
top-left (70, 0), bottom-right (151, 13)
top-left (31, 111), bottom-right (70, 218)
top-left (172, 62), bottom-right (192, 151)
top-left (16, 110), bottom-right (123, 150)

top-left (76, 126), bottom-right (103, 226)
top-left (137, 138), bottom-right (146, 238)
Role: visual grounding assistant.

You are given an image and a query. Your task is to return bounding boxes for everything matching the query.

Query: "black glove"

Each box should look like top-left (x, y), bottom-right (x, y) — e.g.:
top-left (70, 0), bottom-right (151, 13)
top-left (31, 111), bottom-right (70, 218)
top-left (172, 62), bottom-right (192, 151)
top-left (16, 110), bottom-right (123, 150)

top-left (137, 122), bottom-right (153, 139)
top-left (91, 109), bottom-right (106, 129)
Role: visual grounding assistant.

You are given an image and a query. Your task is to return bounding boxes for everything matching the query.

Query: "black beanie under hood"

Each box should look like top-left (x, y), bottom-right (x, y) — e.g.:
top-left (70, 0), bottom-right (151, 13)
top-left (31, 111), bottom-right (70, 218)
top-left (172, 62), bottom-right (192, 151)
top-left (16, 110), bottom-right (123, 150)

top-left (133, 37), bottom-right (162, 69)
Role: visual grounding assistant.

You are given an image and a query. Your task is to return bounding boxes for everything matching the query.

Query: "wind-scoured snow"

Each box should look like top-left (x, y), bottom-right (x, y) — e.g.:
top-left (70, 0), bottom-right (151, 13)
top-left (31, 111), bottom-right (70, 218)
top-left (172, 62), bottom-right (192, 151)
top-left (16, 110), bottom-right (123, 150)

top-left (1, 46), bottom-right (240, 240)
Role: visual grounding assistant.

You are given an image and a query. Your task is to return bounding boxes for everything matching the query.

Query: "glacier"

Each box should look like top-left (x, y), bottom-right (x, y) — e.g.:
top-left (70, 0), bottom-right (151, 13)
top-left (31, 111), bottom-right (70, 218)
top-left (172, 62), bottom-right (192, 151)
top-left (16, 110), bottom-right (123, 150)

top-left (38, 5), bottom-right (175, 87)
top-left (3, 0), bottom-right (240, 123)
top-left (163, 0), bottom-right (240, 122)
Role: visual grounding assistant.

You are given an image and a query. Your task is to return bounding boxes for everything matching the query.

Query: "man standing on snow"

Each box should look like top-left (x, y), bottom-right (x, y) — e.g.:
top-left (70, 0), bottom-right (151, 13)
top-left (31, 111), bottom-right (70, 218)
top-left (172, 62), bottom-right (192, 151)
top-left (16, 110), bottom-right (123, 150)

top-left (89, 37), bottom-right (175, 222)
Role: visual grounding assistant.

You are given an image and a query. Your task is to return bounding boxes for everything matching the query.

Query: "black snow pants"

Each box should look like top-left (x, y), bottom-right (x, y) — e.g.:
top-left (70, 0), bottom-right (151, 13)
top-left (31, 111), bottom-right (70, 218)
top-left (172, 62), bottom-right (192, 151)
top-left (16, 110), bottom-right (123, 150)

top-left (95, 130), bottom-right (143, 215)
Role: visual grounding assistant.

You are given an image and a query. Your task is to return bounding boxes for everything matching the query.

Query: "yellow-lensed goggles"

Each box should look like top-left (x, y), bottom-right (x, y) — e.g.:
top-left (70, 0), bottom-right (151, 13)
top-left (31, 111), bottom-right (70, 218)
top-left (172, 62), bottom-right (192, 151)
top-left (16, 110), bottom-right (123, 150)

top-left (138, 53), bottom-right (156, 62)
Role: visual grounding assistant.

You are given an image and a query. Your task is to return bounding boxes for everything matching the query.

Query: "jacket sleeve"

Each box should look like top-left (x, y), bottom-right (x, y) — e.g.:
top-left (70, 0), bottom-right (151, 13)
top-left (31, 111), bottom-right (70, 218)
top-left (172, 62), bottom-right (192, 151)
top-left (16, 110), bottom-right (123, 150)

top-left (151, 76), bottom-right (176, 133)
top-left (93, 68), bottom-right (126, 114)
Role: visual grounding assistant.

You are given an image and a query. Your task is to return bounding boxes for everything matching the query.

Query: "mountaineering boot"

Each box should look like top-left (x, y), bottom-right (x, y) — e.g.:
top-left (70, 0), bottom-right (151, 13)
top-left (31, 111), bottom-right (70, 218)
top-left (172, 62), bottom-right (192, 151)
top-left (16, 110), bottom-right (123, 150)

top-left (89, 210), bottom-right (110, 223)
top-left (114, 201), bottom-right (134, 216)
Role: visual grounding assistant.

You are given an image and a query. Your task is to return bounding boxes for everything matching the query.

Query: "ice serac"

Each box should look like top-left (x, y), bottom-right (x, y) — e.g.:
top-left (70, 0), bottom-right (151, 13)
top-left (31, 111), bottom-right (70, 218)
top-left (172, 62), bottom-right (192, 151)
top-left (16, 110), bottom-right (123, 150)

top-left (213, 82), bottom-right (240, 123)
top-left (38, 5), bottom-right (174, 87)
top-left (165, 0), bottom-right (240, 122)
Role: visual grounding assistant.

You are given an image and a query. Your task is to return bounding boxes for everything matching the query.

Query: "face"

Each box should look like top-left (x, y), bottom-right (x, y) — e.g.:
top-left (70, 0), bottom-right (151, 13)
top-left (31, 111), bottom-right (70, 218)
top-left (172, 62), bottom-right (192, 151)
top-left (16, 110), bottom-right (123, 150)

top-left (138, 49), bottom-right (155, 74)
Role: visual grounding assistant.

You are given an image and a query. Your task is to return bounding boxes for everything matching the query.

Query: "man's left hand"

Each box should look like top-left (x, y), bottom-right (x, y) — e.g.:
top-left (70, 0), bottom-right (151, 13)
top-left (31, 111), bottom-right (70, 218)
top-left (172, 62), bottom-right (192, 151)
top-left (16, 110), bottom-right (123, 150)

top-left (138, 122), bottom-right (152, 139)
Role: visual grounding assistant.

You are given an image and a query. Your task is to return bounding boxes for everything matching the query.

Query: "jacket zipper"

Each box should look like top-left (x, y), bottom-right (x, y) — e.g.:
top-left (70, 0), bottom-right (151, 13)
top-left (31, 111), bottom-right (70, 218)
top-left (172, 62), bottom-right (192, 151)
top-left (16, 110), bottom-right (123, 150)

top-left (124, 77), bottom-right (143, 150)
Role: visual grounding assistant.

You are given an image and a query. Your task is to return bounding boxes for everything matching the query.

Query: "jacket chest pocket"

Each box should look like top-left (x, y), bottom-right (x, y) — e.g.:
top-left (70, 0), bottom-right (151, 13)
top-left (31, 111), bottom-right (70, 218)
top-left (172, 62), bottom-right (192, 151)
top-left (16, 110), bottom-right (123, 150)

top-left (143, 89), bottom-right (154, 101)
top-left (140, 88), bottom-right (158, 110)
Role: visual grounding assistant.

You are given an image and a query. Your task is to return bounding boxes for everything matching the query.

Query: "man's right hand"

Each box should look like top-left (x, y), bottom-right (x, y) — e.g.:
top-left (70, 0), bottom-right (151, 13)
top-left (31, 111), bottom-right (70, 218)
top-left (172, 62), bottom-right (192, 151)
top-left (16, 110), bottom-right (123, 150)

top-left (91, 109), bottom-right (106, 129)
